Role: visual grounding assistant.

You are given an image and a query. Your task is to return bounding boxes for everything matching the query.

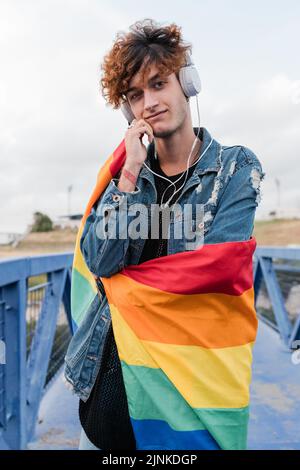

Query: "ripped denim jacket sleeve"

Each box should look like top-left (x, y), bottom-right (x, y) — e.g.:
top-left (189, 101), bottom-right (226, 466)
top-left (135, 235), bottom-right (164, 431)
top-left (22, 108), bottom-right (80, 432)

top-left (80, 177), bottom-right (142, 278)
top-left (204, 147), bottom-right (265, 244)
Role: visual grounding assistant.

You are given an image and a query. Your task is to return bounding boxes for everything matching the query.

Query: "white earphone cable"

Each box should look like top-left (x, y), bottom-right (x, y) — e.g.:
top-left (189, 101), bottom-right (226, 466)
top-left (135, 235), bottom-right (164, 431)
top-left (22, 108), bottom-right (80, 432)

top-left (142, 93), bottom-right (213, 208)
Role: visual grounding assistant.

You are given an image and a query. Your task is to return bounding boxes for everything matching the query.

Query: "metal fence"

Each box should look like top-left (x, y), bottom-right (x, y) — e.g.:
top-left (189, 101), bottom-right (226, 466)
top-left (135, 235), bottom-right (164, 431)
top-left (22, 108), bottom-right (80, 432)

top-left (254, 246), bottom-right (300, 349)
top-left (0, 253), bottom-right (73, 449)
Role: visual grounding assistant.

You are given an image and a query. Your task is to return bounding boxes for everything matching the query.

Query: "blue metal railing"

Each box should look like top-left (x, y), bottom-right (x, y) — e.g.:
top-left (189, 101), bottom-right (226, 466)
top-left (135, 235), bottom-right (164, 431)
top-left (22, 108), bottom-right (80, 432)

top-left (0, 246), bottom-right (299, 449)
top-left (0, 253), bottom-right (73, 450)
top-left (254, 246), bottom-right (300, 349)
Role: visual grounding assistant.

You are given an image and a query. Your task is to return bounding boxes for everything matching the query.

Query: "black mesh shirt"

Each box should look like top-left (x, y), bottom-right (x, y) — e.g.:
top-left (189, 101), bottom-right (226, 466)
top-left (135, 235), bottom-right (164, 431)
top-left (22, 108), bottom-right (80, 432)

top-left (79, 320), bottom-right (136, 450)
top-left (79, 143), bottom-right (198, 450)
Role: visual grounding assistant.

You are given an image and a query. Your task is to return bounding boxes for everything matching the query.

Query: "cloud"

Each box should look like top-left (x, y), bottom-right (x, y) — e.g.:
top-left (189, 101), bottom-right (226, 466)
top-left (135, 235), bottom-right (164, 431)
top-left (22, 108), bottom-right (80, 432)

top-left (199, 74), bottom-right (300, 217)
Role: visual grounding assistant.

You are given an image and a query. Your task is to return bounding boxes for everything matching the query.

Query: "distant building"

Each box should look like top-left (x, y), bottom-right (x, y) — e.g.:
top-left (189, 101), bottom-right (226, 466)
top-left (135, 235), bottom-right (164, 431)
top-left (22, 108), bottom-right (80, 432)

top-left (53, 214), bottom-right (83, 230)
top-left (0, 232), bottom-right (23, 246)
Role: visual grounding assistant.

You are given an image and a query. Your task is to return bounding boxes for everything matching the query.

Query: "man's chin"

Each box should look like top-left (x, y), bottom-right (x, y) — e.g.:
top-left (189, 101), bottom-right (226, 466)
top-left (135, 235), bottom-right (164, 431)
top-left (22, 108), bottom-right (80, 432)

top-left (153, 123), bottom-right (177, 139)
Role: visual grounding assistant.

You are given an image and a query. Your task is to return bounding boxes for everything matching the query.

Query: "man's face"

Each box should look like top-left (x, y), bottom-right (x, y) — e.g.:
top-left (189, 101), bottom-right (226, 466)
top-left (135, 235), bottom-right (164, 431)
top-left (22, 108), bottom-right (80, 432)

top-left (125, 61), bottom-right (189, 138)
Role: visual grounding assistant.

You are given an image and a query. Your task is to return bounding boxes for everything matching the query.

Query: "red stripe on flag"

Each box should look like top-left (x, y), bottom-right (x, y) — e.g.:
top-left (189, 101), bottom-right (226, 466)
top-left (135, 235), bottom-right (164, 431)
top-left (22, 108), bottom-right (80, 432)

top-left (121, 238), bottom-right (256, 295)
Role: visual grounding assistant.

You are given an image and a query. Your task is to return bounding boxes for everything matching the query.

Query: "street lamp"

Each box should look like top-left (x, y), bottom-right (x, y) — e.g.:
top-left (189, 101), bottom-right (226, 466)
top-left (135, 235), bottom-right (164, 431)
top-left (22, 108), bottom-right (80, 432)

top-left (275, 178), bottom-right (280, 215)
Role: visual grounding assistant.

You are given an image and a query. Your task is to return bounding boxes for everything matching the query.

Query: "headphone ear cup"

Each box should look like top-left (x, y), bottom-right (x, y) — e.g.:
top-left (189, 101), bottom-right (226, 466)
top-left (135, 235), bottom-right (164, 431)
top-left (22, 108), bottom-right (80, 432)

top-left (120, 101), bottom-right (135, 124)
top-left (179, 64), bottom-right (202, 98)
top-left (179, 51), bottom-right (201, 98)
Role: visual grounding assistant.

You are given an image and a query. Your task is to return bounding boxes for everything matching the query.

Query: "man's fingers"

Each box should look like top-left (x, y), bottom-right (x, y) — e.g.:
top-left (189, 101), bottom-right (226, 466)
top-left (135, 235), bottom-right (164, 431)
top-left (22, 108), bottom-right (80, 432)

top-left (128, 119), bottom-right (154, 142)
top-left (141, 121), bottom-right (154, 140)
top-left (138, 126), bottom-right (154, 142)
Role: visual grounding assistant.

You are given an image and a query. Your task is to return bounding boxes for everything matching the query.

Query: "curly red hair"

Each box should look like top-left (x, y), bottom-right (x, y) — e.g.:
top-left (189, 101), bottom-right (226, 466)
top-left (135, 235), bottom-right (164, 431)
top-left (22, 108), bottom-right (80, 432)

top-left (100, 18), bottom-right (192, 110)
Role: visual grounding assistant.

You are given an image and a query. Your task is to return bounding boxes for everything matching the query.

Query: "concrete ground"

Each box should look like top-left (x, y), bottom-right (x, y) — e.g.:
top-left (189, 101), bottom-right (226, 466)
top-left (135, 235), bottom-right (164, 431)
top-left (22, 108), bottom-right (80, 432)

top-left (248, 320), bottom-right (300, 450)
top-left (27, 372), bottom-right (81, 450)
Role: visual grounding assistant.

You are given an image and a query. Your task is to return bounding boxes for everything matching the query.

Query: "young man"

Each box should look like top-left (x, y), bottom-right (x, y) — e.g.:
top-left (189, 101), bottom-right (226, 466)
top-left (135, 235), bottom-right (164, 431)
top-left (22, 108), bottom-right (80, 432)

top-left (64, 18), bottom-right (265, 450)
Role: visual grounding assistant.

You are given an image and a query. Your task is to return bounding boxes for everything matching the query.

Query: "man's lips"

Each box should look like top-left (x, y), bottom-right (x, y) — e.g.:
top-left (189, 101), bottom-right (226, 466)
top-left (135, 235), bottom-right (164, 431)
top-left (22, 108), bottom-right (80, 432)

top-left (147, 110), bottom-right (167, 120)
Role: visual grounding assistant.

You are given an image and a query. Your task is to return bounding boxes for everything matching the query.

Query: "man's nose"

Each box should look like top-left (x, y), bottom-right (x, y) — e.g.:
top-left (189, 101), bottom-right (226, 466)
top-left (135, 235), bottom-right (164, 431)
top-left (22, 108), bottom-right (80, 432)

top-left (143, 89), bottom-right (159, 113)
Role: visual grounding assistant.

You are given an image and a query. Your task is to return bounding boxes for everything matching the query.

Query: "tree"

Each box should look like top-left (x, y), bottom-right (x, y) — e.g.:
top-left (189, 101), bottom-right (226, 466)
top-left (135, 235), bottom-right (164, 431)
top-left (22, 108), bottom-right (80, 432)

top-left (31, 212), bottom-right (53, 232)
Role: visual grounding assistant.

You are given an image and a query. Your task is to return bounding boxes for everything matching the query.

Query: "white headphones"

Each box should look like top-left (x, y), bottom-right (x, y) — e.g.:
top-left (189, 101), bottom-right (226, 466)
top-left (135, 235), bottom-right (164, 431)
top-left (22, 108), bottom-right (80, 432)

top-left (120, 50), bottom-right (201, 124)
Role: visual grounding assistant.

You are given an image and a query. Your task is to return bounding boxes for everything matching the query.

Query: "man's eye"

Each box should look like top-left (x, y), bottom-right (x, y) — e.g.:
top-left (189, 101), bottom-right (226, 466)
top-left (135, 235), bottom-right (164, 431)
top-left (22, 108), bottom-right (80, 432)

top-left (129, 82), bottom-right (165, 101)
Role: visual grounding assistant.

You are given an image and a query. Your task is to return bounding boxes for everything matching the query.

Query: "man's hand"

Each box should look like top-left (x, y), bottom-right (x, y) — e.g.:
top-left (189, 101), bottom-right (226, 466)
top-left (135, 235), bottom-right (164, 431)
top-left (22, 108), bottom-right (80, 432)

top-left (124, 119), bottom-right (154, 168)
top-left (117, 119), bottom-right (154, 192)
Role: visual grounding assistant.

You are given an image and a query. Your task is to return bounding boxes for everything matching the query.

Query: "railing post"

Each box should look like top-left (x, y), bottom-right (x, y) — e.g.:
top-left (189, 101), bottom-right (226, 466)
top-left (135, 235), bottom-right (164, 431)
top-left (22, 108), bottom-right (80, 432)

top-left (2, 276), bottom-right (27, 449)
top-left (260, 256), bottom-right (292, 346)
top-left (26, 268), bottom-right (67, 442)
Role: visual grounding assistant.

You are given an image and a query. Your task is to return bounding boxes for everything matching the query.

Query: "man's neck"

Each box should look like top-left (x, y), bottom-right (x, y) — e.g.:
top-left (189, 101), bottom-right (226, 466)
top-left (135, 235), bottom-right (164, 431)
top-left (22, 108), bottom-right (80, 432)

top-left (154, 126), bottom-right (202, 176)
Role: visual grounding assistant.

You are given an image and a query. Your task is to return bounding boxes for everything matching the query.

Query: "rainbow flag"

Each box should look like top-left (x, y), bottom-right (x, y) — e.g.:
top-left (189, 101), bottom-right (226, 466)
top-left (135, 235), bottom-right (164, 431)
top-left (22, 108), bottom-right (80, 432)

top-left (71, 138), bottom-right (258, 450)
top-left (71, 139), bottom-right (127, 331)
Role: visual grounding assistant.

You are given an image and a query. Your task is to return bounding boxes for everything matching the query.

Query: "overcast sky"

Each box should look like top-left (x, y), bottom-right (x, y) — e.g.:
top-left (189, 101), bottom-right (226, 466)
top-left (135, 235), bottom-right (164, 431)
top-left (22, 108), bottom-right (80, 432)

top-left (1, 0), bottom-right (300, 232)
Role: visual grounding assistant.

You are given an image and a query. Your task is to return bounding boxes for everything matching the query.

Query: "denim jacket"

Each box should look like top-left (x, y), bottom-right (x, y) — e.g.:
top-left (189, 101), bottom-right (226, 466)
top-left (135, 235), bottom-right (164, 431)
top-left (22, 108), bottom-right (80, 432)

top-left (63, 127), bottom-right (265, 401)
